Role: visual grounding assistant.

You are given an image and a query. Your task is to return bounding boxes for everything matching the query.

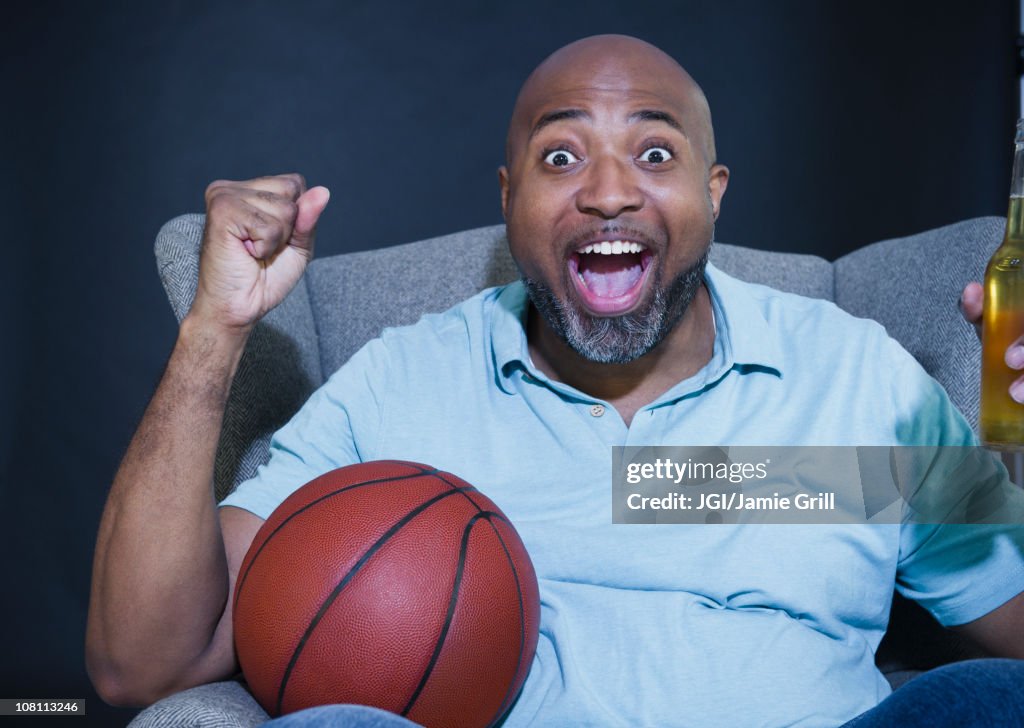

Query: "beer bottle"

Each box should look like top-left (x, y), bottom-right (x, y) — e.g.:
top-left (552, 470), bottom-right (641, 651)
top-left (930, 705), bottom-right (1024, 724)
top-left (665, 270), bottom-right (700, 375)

top-left (980, 119), bottom-right (1024, 449)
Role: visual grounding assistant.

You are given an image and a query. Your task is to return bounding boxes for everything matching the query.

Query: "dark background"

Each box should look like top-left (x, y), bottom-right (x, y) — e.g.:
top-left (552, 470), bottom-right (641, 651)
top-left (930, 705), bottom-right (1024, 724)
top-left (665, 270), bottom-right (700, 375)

top-left (1, 0), bottom-right (1018, 725)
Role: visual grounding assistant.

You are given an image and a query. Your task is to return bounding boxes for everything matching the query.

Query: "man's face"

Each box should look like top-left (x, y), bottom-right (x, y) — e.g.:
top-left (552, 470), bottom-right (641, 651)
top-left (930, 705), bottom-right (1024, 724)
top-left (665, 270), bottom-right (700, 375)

top-left (500, 41), bottom-right (728, 363)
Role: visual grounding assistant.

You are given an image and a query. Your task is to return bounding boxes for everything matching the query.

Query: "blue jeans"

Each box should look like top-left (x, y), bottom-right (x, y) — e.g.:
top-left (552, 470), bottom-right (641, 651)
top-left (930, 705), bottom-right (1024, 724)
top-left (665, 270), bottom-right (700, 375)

top-left (840, 658), bottom-right (1024, 727)
top-left (263, 704), bottom-right (419, 727)
top-left (265, 658), bottom-right (1024, 727)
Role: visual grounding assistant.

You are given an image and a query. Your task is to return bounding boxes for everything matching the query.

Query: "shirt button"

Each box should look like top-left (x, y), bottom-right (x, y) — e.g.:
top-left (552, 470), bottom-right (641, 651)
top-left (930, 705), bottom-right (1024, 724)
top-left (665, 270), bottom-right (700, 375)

top-left (590, 404), bottom-right (606, 417)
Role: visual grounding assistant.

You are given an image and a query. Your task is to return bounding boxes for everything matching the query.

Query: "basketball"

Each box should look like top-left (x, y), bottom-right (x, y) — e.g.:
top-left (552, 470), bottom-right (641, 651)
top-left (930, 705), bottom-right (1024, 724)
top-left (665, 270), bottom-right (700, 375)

top-left (232, 460), bottom-right (541, 726)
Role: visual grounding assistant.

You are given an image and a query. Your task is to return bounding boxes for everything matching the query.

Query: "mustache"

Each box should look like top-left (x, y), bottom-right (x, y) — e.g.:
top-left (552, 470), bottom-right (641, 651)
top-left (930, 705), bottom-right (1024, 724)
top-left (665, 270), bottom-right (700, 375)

top-left (561, 223), bottom-right (665, 255)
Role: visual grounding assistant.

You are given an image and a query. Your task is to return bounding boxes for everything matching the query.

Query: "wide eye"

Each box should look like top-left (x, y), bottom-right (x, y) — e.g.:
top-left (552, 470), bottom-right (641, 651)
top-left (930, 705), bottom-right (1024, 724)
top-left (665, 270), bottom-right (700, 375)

top-left (638, 147), bottom-right (673, 164)
top-left (544, 149), bottom-right (580, 167)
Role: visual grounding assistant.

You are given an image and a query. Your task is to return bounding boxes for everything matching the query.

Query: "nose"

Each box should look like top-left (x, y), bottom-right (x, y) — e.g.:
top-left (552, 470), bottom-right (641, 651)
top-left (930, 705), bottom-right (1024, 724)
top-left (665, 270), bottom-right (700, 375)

top-left (575, 155), bottom-right (645, 219)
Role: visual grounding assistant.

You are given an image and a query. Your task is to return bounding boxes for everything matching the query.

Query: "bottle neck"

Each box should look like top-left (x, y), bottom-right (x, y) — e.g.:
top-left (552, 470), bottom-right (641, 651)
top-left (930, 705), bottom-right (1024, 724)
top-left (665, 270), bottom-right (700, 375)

top-left (1008, 120), bottom-right (1024, 240)
top-left (1007, 197), bottom-right (1024, 243)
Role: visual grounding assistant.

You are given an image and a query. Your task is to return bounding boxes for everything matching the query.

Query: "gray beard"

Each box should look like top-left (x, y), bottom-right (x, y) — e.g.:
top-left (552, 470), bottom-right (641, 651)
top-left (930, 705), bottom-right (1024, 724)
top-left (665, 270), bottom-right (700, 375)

top-left (521, 248), bottom-right (710, 364)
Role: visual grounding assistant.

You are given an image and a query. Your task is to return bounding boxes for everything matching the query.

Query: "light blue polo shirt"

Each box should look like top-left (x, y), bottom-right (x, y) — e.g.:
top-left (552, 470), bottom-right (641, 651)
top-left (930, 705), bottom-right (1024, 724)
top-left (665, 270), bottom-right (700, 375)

top-left (222, 264), bottom-right (1024, 727)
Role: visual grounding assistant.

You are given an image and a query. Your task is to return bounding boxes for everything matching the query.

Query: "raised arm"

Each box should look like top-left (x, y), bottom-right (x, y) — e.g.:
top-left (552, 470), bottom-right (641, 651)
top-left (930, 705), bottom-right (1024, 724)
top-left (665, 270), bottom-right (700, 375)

top-left (85, 175), bottom-right (329, 706)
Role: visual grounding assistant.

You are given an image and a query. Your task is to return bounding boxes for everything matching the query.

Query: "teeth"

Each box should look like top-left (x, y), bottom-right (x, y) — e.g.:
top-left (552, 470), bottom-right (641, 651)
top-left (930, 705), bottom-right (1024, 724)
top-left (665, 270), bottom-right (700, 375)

top-left (576, 240), bottom-right (647, 256)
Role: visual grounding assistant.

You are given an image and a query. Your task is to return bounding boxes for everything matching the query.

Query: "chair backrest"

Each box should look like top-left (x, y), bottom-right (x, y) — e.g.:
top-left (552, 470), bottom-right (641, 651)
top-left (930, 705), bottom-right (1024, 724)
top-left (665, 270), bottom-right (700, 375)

top-left (304, 225), bottom-right (837, 375)
top-left (834, 217), bottom-right (1002, 430)
top-left (155, 214), bottom-right (1001, 500)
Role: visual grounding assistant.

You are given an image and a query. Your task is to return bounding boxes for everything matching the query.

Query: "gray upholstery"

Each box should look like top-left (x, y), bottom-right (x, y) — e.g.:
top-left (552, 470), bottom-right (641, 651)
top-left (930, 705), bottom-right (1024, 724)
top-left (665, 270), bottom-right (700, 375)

top-left (141, 215), bottom-right (1002, 726)
top-left (836, 217), bottom-right (1002, 430)
top-left (128, 681), bottom-right (269, 727)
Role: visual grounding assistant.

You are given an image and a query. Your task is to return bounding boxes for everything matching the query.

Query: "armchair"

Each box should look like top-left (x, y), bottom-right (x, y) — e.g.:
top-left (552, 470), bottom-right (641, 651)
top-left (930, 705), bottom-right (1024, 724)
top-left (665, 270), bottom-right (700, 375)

top-left (129, 215), bottom-right (1003, 726)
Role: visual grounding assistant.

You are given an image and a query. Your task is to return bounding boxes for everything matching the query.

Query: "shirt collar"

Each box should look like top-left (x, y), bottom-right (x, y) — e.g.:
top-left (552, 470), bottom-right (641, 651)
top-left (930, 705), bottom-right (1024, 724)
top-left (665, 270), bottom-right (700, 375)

top-left (489, 262), bottom-right (784, 396)
top-left (702, 262), bottom-right (784, 377)
top-left (490, 282), bottom-right (533, 394)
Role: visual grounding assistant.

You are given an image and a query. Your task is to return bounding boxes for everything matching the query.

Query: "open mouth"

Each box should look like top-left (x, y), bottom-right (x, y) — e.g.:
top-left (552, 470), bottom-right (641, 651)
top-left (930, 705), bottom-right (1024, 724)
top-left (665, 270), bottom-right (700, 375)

top-left (568, 240), bottom-right (655, 315)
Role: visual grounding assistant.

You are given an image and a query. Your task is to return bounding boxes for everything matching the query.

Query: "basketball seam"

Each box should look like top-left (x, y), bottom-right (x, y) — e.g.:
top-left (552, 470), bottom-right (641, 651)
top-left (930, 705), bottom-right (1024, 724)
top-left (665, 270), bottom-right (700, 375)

top-left (235, 468), bottom-right (439, 601)
top-left (478, 513), bottom-right (529, 728)
top-left (431, 473), bottom-right (531, 726)
top-left (432, 471), bottom-right (488, 512)
top-left (274, 484), bottom-right (478, 716)
top-left (400, 511), bottom-right (493, 718)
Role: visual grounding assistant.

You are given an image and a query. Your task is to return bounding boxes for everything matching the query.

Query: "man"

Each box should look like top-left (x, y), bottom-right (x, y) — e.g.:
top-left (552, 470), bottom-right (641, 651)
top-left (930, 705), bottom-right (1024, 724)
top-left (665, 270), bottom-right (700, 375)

top-left (87, 35), bottom-right (1024, 726)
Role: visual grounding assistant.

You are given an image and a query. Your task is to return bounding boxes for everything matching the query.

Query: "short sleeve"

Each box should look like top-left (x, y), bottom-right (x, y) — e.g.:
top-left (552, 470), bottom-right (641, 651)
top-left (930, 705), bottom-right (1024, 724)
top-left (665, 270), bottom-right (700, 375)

top-left (219, 337), bottom-right (391, 520)
top-left (889, 338), bottom-right (1024, 625)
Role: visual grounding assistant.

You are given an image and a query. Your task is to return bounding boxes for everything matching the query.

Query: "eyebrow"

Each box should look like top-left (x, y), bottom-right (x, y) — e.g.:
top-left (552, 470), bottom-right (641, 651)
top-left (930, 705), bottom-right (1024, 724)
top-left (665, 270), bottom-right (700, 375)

top-left (529, 108), bottom-right (591, 140)
top-left (527, 107), bottom-right (686, 140)
top-left (628, 109), bottom-right (685, 134)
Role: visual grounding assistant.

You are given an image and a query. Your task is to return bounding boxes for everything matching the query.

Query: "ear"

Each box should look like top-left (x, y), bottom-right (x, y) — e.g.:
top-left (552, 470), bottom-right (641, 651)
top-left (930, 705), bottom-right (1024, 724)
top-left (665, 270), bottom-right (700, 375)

top-left (707, 163), bottom-right (729, 221)
top-left (498, 166), bottom-right (511, 220)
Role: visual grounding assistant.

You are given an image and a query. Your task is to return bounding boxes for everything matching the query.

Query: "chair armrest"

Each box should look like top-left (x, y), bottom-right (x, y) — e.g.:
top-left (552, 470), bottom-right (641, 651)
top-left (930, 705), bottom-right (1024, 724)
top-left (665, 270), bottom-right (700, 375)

top-left (128, 680), bottom-right (269, 728)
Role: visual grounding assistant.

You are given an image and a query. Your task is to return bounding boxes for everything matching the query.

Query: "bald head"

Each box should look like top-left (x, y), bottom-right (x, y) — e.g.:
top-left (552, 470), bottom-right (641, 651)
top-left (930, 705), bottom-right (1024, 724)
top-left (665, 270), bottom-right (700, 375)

top-left (506, 35), bottom-right (716, 168)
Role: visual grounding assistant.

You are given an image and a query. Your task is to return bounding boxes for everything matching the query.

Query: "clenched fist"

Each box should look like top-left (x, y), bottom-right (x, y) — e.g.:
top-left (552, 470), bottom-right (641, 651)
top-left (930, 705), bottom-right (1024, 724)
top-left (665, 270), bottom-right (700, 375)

top-left (188, 173), bottom-right (330, 334)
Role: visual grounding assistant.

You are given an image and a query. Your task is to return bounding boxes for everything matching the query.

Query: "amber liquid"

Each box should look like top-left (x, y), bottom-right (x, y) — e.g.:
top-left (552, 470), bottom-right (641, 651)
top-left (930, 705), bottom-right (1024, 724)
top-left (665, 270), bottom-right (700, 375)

top-left (980, 196), bottom-right (1024, 449)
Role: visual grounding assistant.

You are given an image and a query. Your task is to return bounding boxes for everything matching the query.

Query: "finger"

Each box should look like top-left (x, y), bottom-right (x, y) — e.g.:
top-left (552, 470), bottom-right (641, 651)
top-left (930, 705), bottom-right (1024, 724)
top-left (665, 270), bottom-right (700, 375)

top-left (235, 188), bottom-right (300, 227)
top-left (960, 281), bottom-right (983, 324)
top-left (206, 184), bottom-right (300, 235)
top-left (230, 201), bottom-right (291, 260)
top-left (291, 186), bottom-right (330, 252)
top-left (229, 173), bottom-right (308, 200)
top-left (1006, 338), bottom-right (1024, 369)
top-left (1011, 373), bottom-right (1024, 404)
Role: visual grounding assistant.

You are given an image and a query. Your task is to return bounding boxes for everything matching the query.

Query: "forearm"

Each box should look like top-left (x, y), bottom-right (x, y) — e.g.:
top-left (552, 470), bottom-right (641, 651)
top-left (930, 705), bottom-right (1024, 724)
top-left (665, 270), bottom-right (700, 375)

top-left (86, 315), bottom-right (250, 701)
